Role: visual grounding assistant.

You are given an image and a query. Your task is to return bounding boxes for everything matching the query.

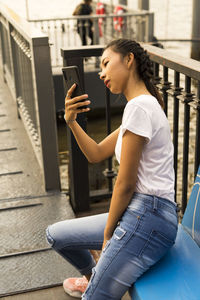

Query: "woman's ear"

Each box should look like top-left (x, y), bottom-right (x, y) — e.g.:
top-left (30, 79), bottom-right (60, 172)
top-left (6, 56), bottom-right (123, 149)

top-left (126, 52), bottom-right (134, 69)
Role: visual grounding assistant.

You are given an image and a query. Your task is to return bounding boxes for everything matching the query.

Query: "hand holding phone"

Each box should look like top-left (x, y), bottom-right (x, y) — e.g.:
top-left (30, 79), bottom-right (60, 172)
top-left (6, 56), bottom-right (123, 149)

top-left (62, 66), bottom-right (88, 109)
top-left (62, 66), bottom-right (90, 123)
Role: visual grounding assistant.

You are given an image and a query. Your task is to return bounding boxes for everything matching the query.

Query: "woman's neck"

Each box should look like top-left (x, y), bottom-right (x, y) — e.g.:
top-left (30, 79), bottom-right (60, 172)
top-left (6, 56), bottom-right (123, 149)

top-left (124, 76), bottom-right (150, 101)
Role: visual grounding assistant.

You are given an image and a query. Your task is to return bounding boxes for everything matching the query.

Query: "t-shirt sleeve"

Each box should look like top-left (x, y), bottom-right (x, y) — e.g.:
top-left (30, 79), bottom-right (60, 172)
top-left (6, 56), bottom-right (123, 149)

top-left (121, 104), bottom-right (152, 142)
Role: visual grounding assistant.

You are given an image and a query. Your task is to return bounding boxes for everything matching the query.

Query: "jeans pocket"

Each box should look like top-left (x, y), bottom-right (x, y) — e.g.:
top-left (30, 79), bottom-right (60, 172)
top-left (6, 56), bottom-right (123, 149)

top-left (139, 230), bottom-right (175, 263)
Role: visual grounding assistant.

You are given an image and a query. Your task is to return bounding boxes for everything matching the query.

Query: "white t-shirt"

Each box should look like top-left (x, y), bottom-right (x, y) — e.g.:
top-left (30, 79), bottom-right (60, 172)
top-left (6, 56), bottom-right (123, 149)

top-left (115, 95), bottom-right (175, 202)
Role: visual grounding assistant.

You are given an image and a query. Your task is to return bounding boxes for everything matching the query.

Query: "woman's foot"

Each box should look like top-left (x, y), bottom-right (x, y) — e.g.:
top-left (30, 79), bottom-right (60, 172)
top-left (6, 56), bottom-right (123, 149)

top-left (63, 276), bottom-right (88, 298)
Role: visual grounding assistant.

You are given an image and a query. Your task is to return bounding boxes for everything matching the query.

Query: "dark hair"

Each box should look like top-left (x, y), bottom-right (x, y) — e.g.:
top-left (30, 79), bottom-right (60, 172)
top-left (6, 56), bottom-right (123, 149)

top-left (103, 39), bottom-right (164, 108)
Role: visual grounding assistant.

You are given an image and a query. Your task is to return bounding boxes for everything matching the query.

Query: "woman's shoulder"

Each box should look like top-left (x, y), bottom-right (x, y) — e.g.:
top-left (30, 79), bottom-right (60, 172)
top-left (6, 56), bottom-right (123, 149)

top-left (126, 94), bottom-right (159, 113)
top-left (125, 95), bottom-right (166, 124)
top-left (129, 94), bottom-right (158, 106)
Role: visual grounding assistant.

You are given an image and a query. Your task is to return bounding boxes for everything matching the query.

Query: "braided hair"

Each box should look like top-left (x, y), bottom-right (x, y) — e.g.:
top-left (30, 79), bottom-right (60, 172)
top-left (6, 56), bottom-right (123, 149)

top-left (103, 39), bottom-right (164, 108)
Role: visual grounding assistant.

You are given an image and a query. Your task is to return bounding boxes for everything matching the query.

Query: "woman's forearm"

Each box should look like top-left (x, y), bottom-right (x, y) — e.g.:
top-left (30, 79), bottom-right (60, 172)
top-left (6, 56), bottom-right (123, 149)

top-left (64, 86), bottom-right (118, 163)
top-left (104, 180), bottom-right (135, 240)
top-left (68, 121), bottom-right (101, 163)
top-left (68, 121), bottom-right (119, 163)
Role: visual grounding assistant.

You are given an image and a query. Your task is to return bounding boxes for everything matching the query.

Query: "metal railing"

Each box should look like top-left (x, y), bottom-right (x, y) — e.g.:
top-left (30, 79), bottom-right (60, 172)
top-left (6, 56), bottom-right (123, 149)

top-left (61, 45), bottom-right (200, 214)
top-left (28, 11), bottom-right (154, 67)
top-left (143, 44), bottom-right (200, 215)
top-left (0, 3), bottom-right (60, 191)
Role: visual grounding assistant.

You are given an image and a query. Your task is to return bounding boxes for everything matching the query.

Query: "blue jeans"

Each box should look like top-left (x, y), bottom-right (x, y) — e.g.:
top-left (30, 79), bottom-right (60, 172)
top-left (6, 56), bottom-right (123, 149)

top-left (46, 193), bottom-right (178, 299)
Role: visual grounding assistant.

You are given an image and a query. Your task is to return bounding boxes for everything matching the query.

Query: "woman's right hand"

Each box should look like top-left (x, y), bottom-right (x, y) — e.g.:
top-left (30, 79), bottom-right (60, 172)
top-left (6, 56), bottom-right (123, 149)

top-left (65, 83), bottom-right (90, 124)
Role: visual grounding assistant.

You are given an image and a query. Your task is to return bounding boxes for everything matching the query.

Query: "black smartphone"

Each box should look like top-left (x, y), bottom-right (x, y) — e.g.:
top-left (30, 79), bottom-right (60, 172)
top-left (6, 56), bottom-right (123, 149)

top-left (62, 66), bottom-right (87, 109)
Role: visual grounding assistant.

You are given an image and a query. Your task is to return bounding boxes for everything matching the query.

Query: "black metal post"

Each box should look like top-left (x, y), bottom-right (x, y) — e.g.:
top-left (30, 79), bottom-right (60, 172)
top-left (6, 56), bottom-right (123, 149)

top-left (182, 76), bottom-right (192, 214)
top-left (63, 56), bottom-right (90, 212)
top-left (191, 0), bottom-right (200, 60)
top-left (138, 0), bottom-right (149, 10)
top-left (162, 66), bottom-right (170, 116)
top-left (173, 71), bottom-right (181, 202)
top-left (153, 63), bottom-right (161, 85)
top-left (119, 0), bottom-right (128, 5)
top-left (103, 87), bottom-right (116, 192)
top-left (194, 81), bottom-right (200, 176)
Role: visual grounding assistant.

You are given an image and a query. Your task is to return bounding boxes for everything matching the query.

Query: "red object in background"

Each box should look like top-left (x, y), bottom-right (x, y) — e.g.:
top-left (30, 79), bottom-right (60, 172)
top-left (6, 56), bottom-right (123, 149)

top-left (113, 5), bottom-right (124, 32)
top-left (96, 2), bottom-right (106, 37)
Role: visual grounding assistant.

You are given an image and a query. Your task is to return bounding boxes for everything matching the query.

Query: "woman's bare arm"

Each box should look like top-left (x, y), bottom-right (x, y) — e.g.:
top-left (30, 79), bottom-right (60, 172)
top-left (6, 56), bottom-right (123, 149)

top-left (103, 130), bottom-right (145, 246)
top-left (65, 84), bottom-right (120, 163)
top-left (68, 121), bottom-right (120, 163)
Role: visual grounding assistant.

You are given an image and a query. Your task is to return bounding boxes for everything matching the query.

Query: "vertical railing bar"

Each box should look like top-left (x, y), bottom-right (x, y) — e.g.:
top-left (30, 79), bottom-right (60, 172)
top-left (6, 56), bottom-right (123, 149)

top-left (26, 53), bottom-right (37, 130)
top-left (85, 20), bottom-right (89, 45)
top-left (153, 62), bottom-right (160, 85)
top-left (163, 66), bottom-right (169, 116)
top-left (173, 71), bottom-right (180, 203)
top-left (60, 21), bottom-right (64, 50)
top-left (10, 31), bottom-right (20, 99)
top-left (105, 87), bottom-right (113, 192)
top-left (6, 22), bottom-right (13, 75)
top-left (22, 50), bottom-right (29, 113)
top-left (19, 46), bottom-right (26, 105)
top-left (194, 81), bottom-right (200, 176)
top-left (25, 54), bottom-right (32, 123)
top-left (16, 44), bottom-right (22, 98)
top-left (105, 88), bottom-right (111, 135)
top-left (182, 75), bottom-right (191, 214)
top-left (53, 20), bottom-right (59, 66)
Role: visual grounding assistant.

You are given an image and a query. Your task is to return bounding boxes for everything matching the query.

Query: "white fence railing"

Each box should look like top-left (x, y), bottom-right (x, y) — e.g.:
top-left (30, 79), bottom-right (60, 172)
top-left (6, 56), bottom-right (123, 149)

top-left (28, 12), bottom-right (154, 67)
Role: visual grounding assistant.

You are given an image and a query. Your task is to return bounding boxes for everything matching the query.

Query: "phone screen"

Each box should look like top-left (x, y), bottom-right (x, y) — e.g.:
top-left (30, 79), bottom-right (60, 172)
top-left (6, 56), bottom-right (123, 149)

top-left (62, 66), bottom-right (87, 109)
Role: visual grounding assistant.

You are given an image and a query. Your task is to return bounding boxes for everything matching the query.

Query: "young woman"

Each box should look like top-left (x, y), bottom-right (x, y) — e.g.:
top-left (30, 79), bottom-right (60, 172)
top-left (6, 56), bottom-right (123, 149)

top-left (46, 39), bottom-right (178, 299)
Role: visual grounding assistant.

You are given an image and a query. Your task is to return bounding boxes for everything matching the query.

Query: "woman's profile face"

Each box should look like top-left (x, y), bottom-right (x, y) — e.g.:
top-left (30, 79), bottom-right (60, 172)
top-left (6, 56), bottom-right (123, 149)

top-left (100, 47), bottom-right (130, 94)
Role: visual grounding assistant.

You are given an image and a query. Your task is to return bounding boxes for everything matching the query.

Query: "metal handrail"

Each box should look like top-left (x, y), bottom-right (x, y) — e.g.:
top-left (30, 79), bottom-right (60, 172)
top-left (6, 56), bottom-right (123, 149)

top-left (0, 3), bottom-right (60, 191)
top-left (143, 44), bottom-right (200, 81)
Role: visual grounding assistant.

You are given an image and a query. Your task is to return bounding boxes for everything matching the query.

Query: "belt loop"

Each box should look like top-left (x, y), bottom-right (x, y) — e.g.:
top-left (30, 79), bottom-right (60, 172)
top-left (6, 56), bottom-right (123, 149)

top-left (153, 196), bottom-right (158, 211)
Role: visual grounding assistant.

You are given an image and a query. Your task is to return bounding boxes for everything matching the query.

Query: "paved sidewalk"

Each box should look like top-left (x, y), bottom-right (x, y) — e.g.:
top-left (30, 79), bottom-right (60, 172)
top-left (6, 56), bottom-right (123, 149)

top-left (0, 74), bottom-right (45, 199)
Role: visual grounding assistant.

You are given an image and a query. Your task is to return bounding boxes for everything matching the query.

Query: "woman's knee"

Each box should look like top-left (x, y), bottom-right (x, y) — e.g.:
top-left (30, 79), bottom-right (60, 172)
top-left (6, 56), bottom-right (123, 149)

top-left (46, 221), bottom-right (65, 249)
top-left (46, 219), bottom-right (74, 250)
top-left (46, 224), bottom-right (56, 247)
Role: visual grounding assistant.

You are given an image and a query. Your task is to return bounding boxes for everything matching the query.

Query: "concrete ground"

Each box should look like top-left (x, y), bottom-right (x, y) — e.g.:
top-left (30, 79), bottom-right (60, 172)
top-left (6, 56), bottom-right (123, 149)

top-left (2, 286), bottom-right (130, 300)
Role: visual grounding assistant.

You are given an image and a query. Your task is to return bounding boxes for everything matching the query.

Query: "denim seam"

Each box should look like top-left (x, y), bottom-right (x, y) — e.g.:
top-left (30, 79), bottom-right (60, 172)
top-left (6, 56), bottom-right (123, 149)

top-left (154, 229), bottom-right (176, 244)
top-left (138, 229), bottom-right (154, 258)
